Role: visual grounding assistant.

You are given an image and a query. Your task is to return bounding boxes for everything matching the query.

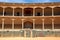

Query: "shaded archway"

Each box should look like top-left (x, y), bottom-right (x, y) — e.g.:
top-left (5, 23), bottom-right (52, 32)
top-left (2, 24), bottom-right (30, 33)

top-left (0, 7), bottom-right (3, 16)
top-left (35, 8), bottom-right (42, 16)
top-left (54, 18), bottom-right (60, 29)
top-left (0, 19), bottom-right (2, 29)
top-left (14, 19), bottom-right (22, 29)
top-left (24, 8), bottom-right (33, 16)
top-left (35, 19), bottom-right (42, 29)
top-left (14, 8), bottom-right (22, 16)
top-left (4, 7), bottom-right (13, 16)
top-left (54, 7), bottom-right (60, 16)
top-left (44, 7), bottom-right (52, 16)
top-left (44, 18), bottom-right (52, 29)
top-left (24, 21), bottom-right (33, 29)
top-left (4, 18), bottom-right (12, 29)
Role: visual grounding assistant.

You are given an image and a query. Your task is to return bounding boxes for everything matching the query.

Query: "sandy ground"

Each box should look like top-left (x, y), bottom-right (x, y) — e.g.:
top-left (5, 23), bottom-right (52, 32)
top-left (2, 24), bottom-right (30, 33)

top-left (0, 37), bottom-right (60, 40)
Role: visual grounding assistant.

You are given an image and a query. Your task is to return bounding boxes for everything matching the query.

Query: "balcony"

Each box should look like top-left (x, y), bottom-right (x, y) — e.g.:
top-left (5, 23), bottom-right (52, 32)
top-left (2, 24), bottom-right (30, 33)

top-left (0, 13), bottom-right (3, 16)
top-left (54, 13), bottom-right (60, 16)
top-left (14, 24), bottom-right (22, 29)
top-left (54, 24), bottom-right (60, 29)
top-left (14, 12), bottom-right (22, 16)
top-left (0, 13), bottom-right (60, 17)
top-left (0, 24), bottom-right (2, 29)
top-left (4, 12), bottom-right (13, 16)
top-left (44, 24), bottom-right (52, 29)
top-left (0, 30), bottom-right (24, 37)
top-left (0, 30), bottom-right (60, 37)
top-left (35, 24), bottom-right (42, 29)
top-left (44, 13), bottom-right (52, 16)
top-left (4, 24), bottom-right (12, 29)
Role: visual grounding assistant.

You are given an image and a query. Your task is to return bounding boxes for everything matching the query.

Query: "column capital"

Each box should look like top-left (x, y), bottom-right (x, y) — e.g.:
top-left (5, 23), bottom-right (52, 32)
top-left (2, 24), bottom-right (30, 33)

top-left (52, 19), bottom-right (54, 20)
top-left (32, 19), bottom-right (35, 20)
top-left (12, 7), bottom-right (16, 8)
top-left (22, 19), bottom-right (25, 20)
top-left (51, 6), bottom-right (56, 8)
top-left (3, 7), bottom-right (6, 8)
top-left (33, 7), bottom-right (36, 8)
top-left (2, 19), bottom-right (5, 20)
top-left (52, 19), bottom-right (54, 22)
top-left (42, 19), bottom-right (44, 20)
top-left (22, 7), bottom-right (24, 9)
top-left (51, 7), bottom-right (54, 8)
top-left (11, 19), bottom-right (15, 20)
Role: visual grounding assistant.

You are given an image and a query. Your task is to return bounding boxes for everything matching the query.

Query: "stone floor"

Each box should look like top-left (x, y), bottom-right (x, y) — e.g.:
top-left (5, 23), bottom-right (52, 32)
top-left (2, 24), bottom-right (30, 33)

top-left (0, 37), bottom-right (60, 40)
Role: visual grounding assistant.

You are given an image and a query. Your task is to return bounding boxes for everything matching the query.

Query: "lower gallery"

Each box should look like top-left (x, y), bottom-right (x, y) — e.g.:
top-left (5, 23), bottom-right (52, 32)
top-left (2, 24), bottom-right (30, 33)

top-left (0, 2), bottom-right (60, 40)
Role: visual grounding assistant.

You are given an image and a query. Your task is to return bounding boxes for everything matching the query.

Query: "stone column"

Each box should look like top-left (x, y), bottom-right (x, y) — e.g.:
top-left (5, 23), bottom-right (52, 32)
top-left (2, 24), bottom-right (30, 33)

top-left (12, 19), bottom-right (15, 29)
top-left (11, 19), bottom-right (15, 37)
top-left (22, 19), bottom-right (24, 29)
top-left (31, 30), bottom-right (32, 37)
top-left (2, 19), bottom-right (4, 37)
top-left (42, 19), bottom-right (44, 30)
top-left (24, 31), bottom-right (26, 37)
top-left (52, 19), bottom-right (54, 30)
top-left (2, 19), bottom-right (4, 30)
top-left (52, 7), bottom-right (54, 16)
top-left (33, 19), bottom-right (35, 29)
top-left (33, 8), bottom-right (35, 17)
top-left (22, 8), bottom-right (24, 17)
top-left (13, 8), bottom-right (14, 16)
top-left (3, 8), bottom-right (5, 16)
top-left (42, 8), bottom-right (44, 16)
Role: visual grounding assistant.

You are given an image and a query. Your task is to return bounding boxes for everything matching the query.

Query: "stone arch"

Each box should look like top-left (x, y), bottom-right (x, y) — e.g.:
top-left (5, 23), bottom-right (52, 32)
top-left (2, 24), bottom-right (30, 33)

top-left (24, 8), bottom-right (33, 16)
top-left (44, 7), bottom-right (52, 16)
top-left (0, 7), bottom-right (3, 16)
top-left (54, 7), bottom-right (60, 16)
top-left (24, 21), bottom-right (33, 29)
top-left (35, 7), bottom-right (42, 16)
top-left (14, 7), bottom-right (22, 16)
top-left (4, 7), bottom-right (13, 16)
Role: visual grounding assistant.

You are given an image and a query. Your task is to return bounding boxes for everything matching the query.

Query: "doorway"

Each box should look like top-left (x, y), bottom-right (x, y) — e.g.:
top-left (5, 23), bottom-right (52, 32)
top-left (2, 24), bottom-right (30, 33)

top-left (24, 21), bottom-right (33, 29)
